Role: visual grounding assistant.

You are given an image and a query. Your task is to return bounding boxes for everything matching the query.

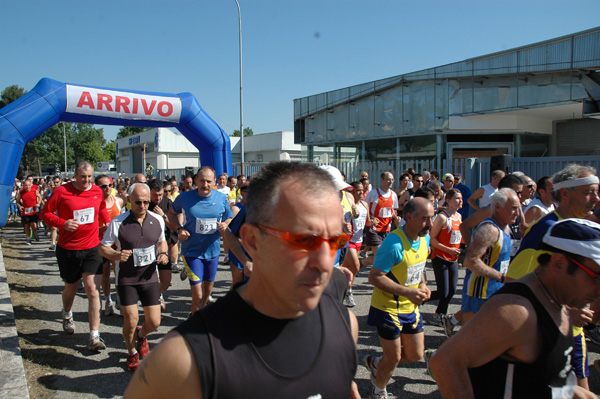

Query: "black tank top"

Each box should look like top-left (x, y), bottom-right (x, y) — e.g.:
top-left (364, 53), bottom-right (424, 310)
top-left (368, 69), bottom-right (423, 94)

top-left (175, 288), bottom-right (357, 399)
top-left (468, 283), bottom-right (576, 399)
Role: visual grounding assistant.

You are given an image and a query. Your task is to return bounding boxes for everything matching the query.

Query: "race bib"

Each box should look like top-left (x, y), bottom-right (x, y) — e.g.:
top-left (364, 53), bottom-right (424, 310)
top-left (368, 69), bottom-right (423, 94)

top-left (550, 371), bottom-right (576, 399)
top-left (405, 261), bottom-right (426, 286)
top-left (450, 230), bottom-right (462, 245)
top-left (379, 207), bottom-right (392, 218)
top-left (354, 219), bottom-right (365, 231)
top-left (73, 207), bottom-right (95, 224)
top-left (133, 246), bottom-right (156, 267)
top-left (500, 260), bottom-right (510, 274)
top-left (510, 239), bottom-right (522, 257)
top-left (196, 218), bottom-right (217, 234)
top-left (24, 207), bottom-right (35, 215)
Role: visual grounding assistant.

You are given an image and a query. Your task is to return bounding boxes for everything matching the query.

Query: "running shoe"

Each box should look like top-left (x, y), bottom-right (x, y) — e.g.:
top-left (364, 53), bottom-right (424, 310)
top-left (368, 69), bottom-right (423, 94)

top-left (442, 314), bottom-right (455, 338)
top-left (104, 300), bottom-right (115, 316)
top-left (208, 295), bottom-right (217, 304)
top-left (362, 354), bottom-right (380, 386)
top-left (62, 315), bottom-right (75, 335)
top-left (26, 238), bottom-right (31, 246)
top-left (136, 327), bottom-right (149, 358)
top-left (49, 244), bottom-right (56, 251)
top-left (159, 294), bottom-right (166, 311)
top-left (34, 232), bottom-right (40, 242)
top-left (180, 269), bottom-right (188, 281)
top-left (127, 352), bottom-right (140, 371)
top-left (171, 262), bottom-right (183, 272)
top-left (87, 335), bottom-right (107, 352)
top-left (369, 388), bottom-right (392, 399)
top-left (223, 255), bottom-right (229, 264)
top-left (344, 290), bottom-right (356, 308)
top-left (428, 314), bottom-right (443, 327)
top-left (424, 349), bottom-right (436, 380)
top-left (587, 327), bottom-right (600, 345)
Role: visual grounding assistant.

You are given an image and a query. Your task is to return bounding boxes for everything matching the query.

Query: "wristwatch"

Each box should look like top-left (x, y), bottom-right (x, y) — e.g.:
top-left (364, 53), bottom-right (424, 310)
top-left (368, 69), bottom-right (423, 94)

top-left (177, 226), bottom-right (185, 233)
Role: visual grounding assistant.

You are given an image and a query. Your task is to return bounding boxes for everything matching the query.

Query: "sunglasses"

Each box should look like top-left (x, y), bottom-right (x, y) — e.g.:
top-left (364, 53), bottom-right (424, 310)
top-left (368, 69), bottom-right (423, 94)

top-left (134, 200), bottom-right (150, 205)
top-left (569, 257), bottom-right (600, 284)
top-left (515, 191), bottom-right (523, 195)
top-left (99, 184), bottom-right (111, 189)
top-left (414, 180), bottom-right (424, 183)
top-left (164, 189), bottom-right (172, 193)
top-left (256, 224), bottom-right (350, 254)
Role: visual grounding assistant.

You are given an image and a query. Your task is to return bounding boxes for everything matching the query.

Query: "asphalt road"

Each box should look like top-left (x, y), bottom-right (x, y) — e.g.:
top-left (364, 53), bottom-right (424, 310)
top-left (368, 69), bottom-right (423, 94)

top-left (2, 221), bottom-right (600, 398)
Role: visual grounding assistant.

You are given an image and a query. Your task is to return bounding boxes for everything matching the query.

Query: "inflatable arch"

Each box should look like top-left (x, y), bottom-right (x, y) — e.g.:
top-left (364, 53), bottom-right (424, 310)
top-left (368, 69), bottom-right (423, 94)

top-left (0, 77), bottom-right (232, 227)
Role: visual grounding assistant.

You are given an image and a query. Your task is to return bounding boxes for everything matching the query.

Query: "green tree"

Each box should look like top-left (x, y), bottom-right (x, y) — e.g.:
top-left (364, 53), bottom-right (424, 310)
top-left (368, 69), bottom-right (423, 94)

top-left (117, 126), bottom-right (148, 139)
top-left (102, 140), bottom-right (117, 164)
top-left (0, 85), bottom-right (27, 108)
top-left (70, 124), bottom-right (106, 166)
top-left (231, 127), bottom-right (254, 137)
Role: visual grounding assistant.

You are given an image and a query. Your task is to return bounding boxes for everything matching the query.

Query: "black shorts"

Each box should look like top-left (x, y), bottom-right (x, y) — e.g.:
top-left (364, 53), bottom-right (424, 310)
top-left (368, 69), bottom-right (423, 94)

top-left (21, 214), bottom-right (39, 225)
top-left (157, 260), bottom-right (172, 271)
top-left (118, 283), bottom-right (160, 307)
top-left (364, 228), bottom-right (389, 247)
top-left (56, 244), bottom-right (103, 284)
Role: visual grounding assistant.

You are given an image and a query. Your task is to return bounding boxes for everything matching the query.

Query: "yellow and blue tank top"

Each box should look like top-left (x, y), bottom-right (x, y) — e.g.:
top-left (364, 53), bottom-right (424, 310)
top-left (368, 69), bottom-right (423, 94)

top-left (370, 227), bottom-right (429, 314)
top-left (341, 191), bottom-right (353, 225)
top-left (464, 218), bottom-right (511, 300)
top-left (506, 211), bottom-right (560, 280)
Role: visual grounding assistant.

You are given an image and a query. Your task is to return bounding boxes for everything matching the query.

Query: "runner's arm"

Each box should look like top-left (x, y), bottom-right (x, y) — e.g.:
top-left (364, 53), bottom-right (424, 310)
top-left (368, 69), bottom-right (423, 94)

top-left (467, 187), bottom-right (484, 210)
top-left (463, 223), bottom-right (504, 282)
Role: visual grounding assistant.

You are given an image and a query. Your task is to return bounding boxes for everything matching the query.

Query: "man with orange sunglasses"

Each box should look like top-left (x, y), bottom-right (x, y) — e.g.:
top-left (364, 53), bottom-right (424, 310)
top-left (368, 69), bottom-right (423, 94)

top-left (125, 162), bottom-right (360, 399)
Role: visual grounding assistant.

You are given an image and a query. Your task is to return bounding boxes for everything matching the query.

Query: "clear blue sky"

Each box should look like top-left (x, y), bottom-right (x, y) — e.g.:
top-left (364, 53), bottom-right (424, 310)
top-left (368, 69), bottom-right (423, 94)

top-left (2, 0), bottom-right (599, 141)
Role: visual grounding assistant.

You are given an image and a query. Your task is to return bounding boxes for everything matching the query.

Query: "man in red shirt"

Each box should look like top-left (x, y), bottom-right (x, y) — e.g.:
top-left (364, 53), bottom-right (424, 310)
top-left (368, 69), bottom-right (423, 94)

top-left (40, 161), bottom-right (110, 352)
top-left (16, 179), bottom-right (41, 245)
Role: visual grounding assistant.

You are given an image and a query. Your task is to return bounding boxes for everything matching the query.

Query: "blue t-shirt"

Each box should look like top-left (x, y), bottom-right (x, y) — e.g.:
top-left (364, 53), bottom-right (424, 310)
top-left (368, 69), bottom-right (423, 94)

top-left (172, 189), bottom-right (232, 259)
top-left (373, 227), bottom-right (431, 273)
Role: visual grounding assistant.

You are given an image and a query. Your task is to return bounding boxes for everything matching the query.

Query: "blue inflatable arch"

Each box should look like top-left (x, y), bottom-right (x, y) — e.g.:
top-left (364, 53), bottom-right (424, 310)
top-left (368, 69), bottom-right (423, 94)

top-left (0, 77), bottom-right (232, 227)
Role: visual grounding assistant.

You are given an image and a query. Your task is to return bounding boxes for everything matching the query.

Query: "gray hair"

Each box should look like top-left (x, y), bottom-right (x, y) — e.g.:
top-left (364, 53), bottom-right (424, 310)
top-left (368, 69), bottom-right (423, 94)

top-left (551, 164), bottom-right (597, 202)
top-left (490, 187), bottom-right (516, 208)
top-left (128, 182), bottom-right (149, 196)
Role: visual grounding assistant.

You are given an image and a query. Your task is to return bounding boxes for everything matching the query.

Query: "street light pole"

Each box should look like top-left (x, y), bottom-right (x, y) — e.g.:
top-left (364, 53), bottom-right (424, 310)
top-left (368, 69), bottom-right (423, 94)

top-left (63, 122), bottom-right (67, 177)
top-left (234, 0), bottom-right (244, 175)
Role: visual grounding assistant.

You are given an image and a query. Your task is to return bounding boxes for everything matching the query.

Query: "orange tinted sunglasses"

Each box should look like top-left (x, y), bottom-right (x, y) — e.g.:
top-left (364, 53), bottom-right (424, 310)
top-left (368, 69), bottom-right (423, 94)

top-left (257, 224), bottom-right (350, 253)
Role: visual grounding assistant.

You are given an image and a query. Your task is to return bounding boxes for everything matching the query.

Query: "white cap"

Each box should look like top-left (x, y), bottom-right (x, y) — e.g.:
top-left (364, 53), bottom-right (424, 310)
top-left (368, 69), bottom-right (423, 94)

top-left (542, 218), bottom-right (600, 265)
top-left (319, 165), bottom-right (353, 192)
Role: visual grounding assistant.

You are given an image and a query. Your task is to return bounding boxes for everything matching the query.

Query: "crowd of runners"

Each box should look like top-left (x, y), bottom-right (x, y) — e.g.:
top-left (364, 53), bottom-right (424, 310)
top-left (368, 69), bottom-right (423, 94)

top-left (7, 160), bottom-right (600, 398)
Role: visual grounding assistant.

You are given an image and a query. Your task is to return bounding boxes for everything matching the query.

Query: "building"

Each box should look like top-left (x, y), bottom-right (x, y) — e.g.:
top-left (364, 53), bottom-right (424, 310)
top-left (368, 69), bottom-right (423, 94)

top-left (115, 128), bottom-right (301, 175)
top-left (293, 27), bottom-right (600, 169)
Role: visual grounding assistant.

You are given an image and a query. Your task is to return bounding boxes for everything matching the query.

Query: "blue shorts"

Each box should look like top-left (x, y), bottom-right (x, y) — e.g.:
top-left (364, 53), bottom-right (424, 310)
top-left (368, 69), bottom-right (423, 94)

top-left (461, 293), bottom-right (487, 314)
top-left (367, 307), bottom-right (423, 340)
top-left (572, 331), bottom-right (589, 378)
top-left (183, 256), bottom-right (219, 285)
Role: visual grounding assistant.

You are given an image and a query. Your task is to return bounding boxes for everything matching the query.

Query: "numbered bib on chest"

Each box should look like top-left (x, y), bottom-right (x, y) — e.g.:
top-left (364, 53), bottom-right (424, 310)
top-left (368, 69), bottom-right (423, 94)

top-left (355, 219), bottom-right (365, 230)
top-left (196, 218), bottom-right (217, 234)
top-left (379, 207), bottom-right (392, 218)
top-left (74, 207), bottom-right (95, 224)
top-left (450, 229), bottom-right (462, 245)
top-left (510, 239), bottom-right (522, 257)
top-left (133, 246), bottom-right (156, 267)
top-left (500, 260), bottom-right (510, 274)
top-left (405, 261), bottom-right (426, 286)
top-left (24, 207), bottom-right (35, 214)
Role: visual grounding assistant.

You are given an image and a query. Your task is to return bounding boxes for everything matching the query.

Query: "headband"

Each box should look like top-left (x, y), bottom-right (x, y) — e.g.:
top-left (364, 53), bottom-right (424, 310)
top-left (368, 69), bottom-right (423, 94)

top-left (553, 175), bottom-right (599, 190)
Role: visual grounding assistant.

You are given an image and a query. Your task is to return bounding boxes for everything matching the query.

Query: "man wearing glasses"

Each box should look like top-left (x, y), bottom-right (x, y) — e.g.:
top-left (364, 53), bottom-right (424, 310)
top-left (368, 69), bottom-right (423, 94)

top-left (506, 164), bottom-right (600, 391)
top-left (168, 166), bottom-right (232, 314)
top-left (125, 161), bottom-right (359, 399)
top-left (398, 173), bottom-right (425, 211)
top-left (39, 161), bottom-right (111, 351)
top-left (100, 183), bottom-right (168, 371)
top-left (430, 218), bottom-right (600, 399)
top-left (96, 175), bottom-right (124, 316)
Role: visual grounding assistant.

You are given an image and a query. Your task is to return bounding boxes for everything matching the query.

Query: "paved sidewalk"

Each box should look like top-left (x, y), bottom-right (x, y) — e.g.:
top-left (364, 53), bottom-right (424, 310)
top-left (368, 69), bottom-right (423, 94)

top-left (0, 239), bottom-right (29, 399)
top-left (2, 221), bottom-right (600, 398)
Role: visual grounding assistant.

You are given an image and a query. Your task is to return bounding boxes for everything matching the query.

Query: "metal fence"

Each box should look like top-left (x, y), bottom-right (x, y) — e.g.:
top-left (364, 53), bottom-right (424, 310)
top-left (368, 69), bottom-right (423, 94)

top-left (156, 155), bottom-right (600, 195)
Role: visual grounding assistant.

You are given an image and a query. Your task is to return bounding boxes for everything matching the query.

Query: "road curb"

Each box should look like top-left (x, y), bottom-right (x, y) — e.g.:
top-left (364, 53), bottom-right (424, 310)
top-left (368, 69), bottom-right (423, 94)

top-left (0, 240), bottom-right (30, 399)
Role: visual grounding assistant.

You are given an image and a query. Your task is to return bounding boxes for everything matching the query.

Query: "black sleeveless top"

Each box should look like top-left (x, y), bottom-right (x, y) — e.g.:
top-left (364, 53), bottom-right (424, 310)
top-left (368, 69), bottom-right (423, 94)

top-left (175, 288), bottom-right (357, 399)
top-left (468, 283), bottom-right (576, 399)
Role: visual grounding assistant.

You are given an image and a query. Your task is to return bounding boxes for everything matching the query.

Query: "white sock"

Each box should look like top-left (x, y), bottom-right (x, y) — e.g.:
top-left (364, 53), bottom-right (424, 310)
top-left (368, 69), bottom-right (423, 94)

top-left (373, 386), bottom-right (387, 394)
top-left (62, 310), bottom-right (72, 319)
top-left (105, 295), bottom-right (113, 304)
top-left (451, 314), bottom-right (459, 325)
top-left (90, 330), bottom-right (100, 339)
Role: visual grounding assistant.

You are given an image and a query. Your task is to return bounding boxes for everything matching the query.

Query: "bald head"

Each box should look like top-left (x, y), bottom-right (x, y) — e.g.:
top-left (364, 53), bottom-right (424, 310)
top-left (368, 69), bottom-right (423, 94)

top-left (134, 174), bottom-right (147, 183)
top-left (130, 183), bottom-right (150, 218)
